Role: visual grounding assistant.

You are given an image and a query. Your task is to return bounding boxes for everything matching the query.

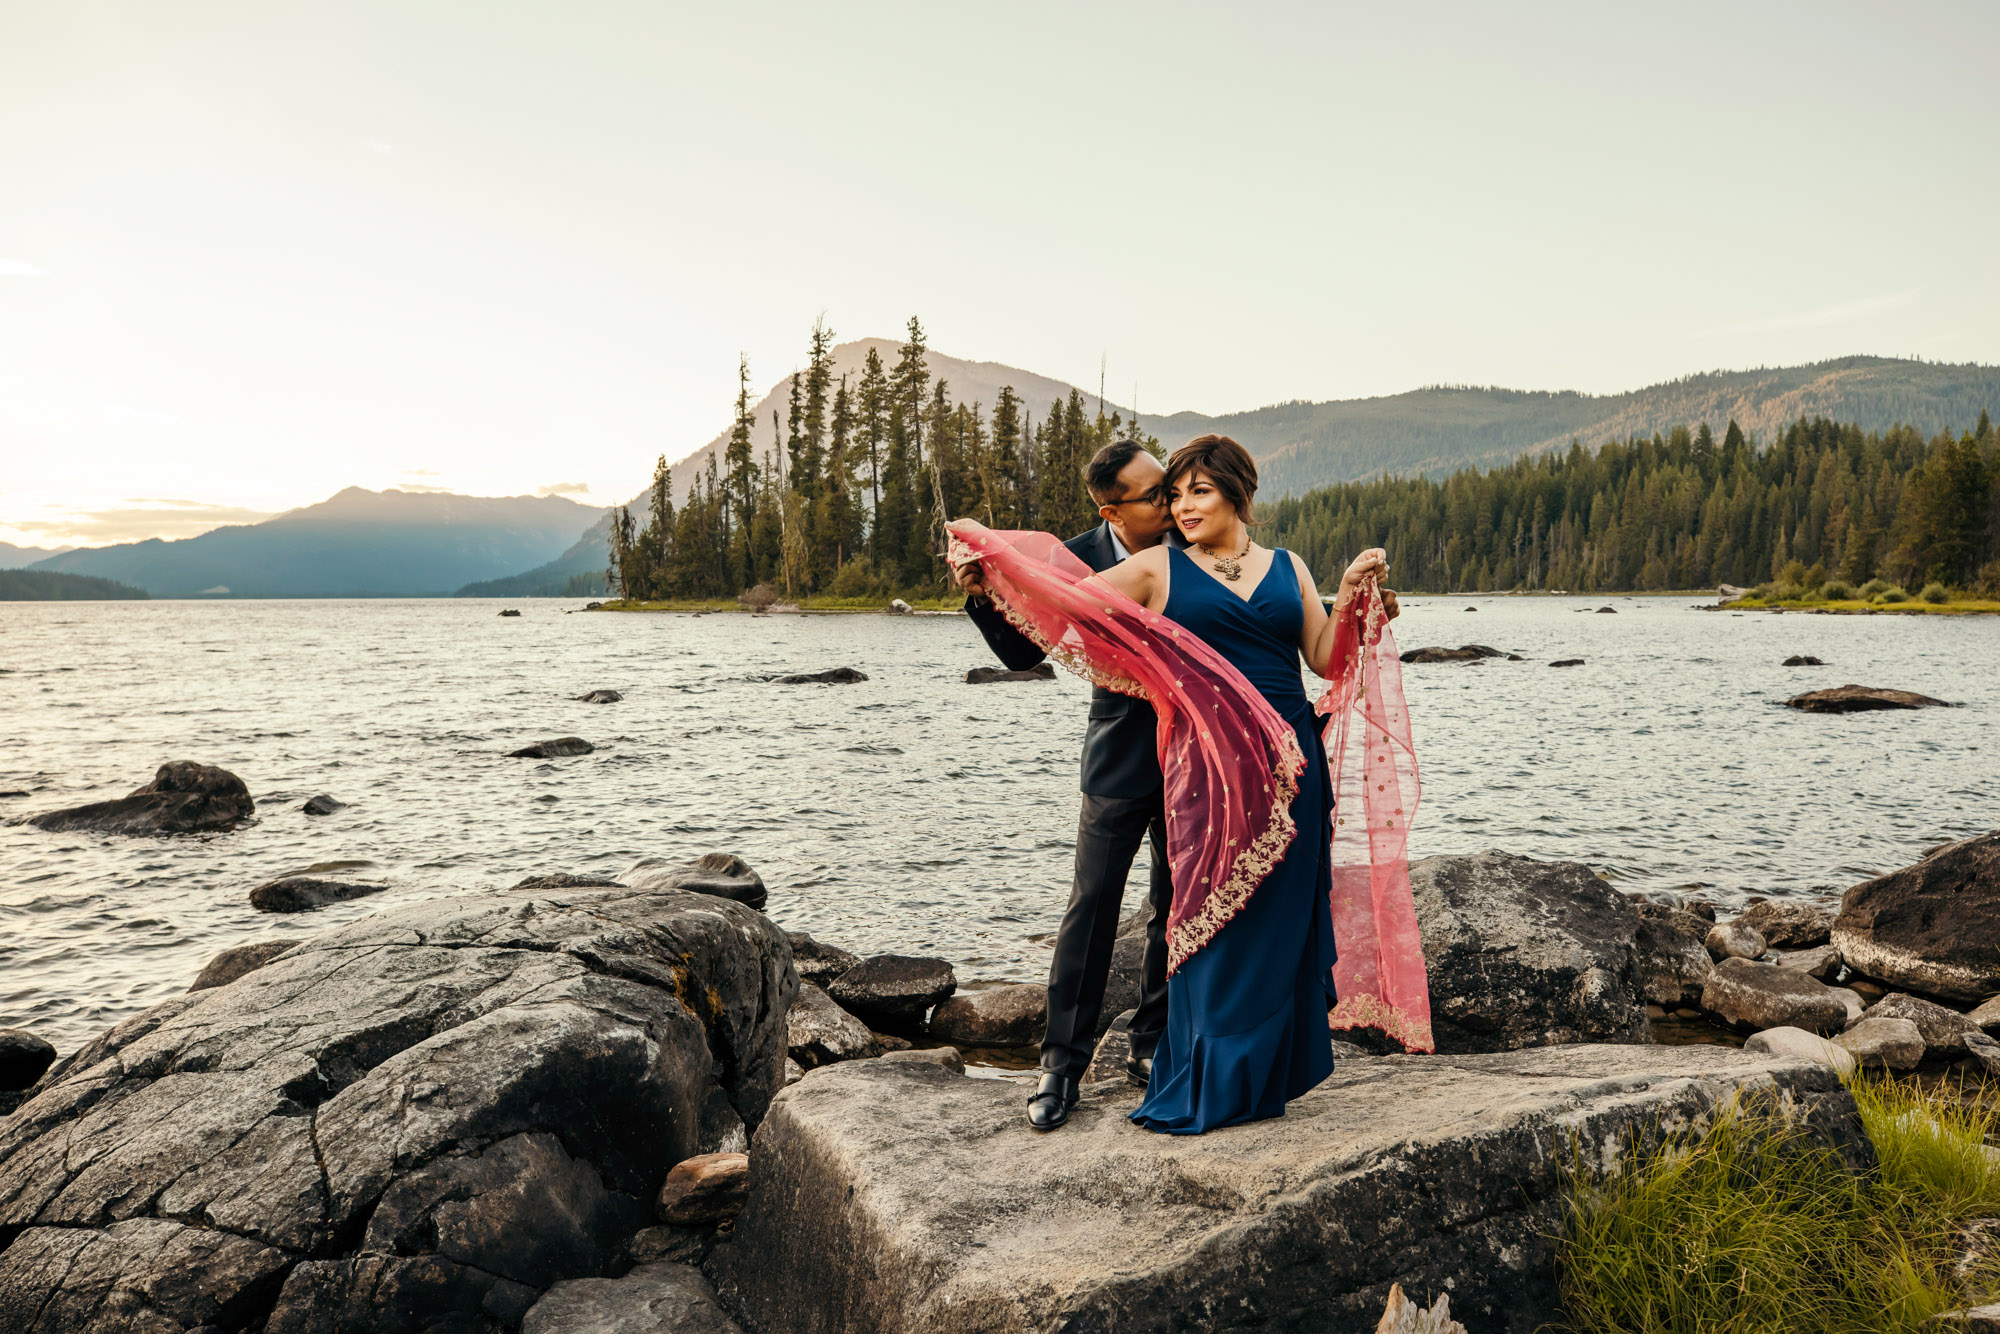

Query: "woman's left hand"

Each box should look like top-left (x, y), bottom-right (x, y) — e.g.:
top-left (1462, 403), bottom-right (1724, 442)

top-left (1381, 588), bottom-right (1400, 620)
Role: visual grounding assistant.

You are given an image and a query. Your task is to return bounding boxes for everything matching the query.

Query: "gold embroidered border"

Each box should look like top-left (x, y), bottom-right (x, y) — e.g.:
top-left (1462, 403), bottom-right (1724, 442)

top-left (1166, 727), bottom-right (1306, 974)
top-left (1329, 992), bottom-right (1435, 1054)
top-left (985, 584), bottom-right (1150, 701)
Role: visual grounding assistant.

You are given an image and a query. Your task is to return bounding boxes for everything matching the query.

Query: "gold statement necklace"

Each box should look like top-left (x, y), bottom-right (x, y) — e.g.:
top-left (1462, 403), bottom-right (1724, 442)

top-left (1198, 531), bottom-right (1252, 581)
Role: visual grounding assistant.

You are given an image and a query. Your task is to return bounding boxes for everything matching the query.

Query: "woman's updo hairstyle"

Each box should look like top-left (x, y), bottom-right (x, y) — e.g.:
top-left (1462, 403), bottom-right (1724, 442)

top-left (1164, 434), bottom-right (1261, 524)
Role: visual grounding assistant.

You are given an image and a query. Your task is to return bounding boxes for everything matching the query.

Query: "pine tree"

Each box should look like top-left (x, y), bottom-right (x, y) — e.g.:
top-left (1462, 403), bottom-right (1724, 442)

top-left (723, 356), bottom-right (759, 589)
top-left (855, 347), bottom-right (890, 554)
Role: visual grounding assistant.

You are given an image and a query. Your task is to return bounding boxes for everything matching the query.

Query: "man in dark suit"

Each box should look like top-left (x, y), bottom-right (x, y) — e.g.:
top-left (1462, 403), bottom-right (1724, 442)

top-left (955, 439), bottom-right (1179, 1130)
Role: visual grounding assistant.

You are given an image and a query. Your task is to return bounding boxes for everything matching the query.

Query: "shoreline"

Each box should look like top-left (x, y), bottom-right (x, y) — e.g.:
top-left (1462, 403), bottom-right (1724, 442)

top-left (1718, 596), bottom-right (2000, 616)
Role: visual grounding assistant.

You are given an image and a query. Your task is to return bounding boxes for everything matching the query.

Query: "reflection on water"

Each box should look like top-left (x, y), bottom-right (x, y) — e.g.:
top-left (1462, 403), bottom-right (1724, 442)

top-left (1, 595), bottom-right (1994, 1054)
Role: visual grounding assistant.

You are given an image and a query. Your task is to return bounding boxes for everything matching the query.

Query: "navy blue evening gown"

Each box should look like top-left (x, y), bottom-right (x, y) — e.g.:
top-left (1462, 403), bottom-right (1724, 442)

top-left (1129, 546), bottom-right (1337, 1135)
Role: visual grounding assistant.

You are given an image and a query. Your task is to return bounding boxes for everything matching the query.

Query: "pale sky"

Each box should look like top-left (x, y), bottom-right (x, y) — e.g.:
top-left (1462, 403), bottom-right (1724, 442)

top-left (3, 2), bottom-right (1996, 547)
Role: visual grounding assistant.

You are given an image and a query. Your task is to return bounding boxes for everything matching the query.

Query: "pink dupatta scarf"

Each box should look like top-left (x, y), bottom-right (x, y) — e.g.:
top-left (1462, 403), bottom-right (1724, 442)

top-left (947, 520), bottom-right (1431, 1052)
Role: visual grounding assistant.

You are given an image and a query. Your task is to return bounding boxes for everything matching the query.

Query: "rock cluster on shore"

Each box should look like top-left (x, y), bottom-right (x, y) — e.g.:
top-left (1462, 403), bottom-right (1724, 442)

top-left (7, 779), bottom-right (2000, 1331)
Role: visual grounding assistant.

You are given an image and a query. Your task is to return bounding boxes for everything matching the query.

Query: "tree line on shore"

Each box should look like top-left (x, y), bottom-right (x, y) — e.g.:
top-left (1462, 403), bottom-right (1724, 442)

top-left (606, 318), bottom-right (1154, 602)
top-left (607, 319), bottom-right (1998, 600)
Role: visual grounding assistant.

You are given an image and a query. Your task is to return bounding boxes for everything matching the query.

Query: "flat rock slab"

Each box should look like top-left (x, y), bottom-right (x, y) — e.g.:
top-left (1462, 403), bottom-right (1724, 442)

top-left (27, 760), bottom-right (254, 835)
top-left (1785, 684), bottom-right (1949, 712)
top-left (0, 882), bottom-right (793, 1334)
top-left (248, 877), bottom-right (388, 913)
top-left (712, 1046), bottom-right (1863, 1334)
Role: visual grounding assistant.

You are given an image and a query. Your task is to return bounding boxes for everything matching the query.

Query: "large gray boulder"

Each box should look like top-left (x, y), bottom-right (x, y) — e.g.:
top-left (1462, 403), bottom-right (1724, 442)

top-left (1700, 957), bottom-right (1847, 1034)
top-left (1630, 902), bottom-right (1713, 1005)
top-left (1407, 852), bottom-right (1650, 1052)
top-left (1833, 833), bottom-right (2000, 1002)
top-left (828, 955), bottom-right (956, 1029)
top-left (710, 1046), bottom-right (1866, 1334)
top-left (26, 761), bottom-right (254, 835)
top-left (0, 881), bottom-right (793, 1334)
top-left (786, 982), bottom-right (877, 1068)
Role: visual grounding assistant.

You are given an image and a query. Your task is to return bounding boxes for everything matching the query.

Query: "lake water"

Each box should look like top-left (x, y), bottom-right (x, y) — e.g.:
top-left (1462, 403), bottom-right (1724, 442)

top-left (2, 595), bottom-right (1995, 1057)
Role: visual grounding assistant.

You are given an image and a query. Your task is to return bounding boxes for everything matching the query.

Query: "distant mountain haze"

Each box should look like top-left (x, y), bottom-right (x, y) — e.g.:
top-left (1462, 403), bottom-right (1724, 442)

top-left (29, 488), bottom-right (607, 598)
top-left (0, 540), bottom-right (77, 569)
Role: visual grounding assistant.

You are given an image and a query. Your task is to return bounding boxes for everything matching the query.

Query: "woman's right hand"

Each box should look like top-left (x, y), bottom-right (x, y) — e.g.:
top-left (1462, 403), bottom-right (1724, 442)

top-left (1338, 548), bottom-right (1389, 601)
top-left (952, 559), bottom-right (991, 601)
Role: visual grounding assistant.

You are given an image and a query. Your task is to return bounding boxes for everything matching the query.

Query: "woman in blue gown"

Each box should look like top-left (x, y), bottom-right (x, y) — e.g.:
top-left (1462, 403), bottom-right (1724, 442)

top-left (1092, 434), bottom-right (1393, 1134)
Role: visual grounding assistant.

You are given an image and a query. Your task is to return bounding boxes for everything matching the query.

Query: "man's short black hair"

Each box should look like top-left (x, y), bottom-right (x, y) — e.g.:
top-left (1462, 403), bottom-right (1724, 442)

top-left (1084, 439), bottom-right (1152, 504)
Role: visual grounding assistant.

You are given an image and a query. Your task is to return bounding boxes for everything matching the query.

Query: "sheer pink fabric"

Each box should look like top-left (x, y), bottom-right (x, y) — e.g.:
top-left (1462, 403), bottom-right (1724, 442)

top-left (1317, 581), bottom-right (1433, 1052)
top-left (946, 520), bottom-right (1304, 972)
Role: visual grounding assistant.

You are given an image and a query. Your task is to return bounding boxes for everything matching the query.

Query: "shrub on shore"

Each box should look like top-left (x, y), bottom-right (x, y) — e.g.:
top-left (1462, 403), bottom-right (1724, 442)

top-left (1876, 586), bottom-right (1911, 604)
top-left (1920, 583), bottom-right (1950, 604)
top-left (1558, 1076), bottom-right (2000, 1333)
top-left (1860, 578), bottom-right (1895, 598)
top-left (1820, 580), bottom-right (1856, 601)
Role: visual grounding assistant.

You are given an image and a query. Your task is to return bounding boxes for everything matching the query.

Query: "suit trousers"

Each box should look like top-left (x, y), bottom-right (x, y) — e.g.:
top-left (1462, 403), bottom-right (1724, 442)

top-left (1040, 790), bottom-right (1173, 1080)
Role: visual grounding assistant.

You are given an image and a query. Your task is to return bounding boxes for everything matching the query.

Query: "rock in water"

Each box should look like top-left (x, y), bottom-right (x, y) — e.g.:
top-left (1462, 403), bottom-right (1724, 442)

top-left (1744, 1026), bottom-right (1857, 1077)
top-left (1549, 658), bottom-right (1585, 667)
top-left (1783, 655), bottom-right (1825, 666)
top-left (248, 876), bottom-right (389, 913)
top-left (576, 689), bottom-right (622, 703)
top-left (1701, 957), bottom-right (1847, 1034)
top-left (1705, 919), bottom-right (1767, 961)
top-left (1835, 1016), bottom-right (1926, 1070)
top-left (27, 760), bottom-right (254, 835)
top-left (188, 939), bottom-right (300, 991)
top-left (1785, 684), bottom-right (1949, 713)
top-left (509, 736), bottom-right (595, 758)
top-left (784, 932), bottom-right (860, 988)
top-left (1865, 993), bottom-right (1983, 1058)
top-left (1596, 606), bottom-right (1617, 613)
top-left (773, 667), bottom-right (869, 684)
top-left (928, 983), bottom-right (1046, 1046)
top-left (1398, 645), bottom-right (1504, 664)
top-left (301, 793), bottom-right (345, 816)
top-left (965, 664), bottom-right (1057, 683)
top-left (521, 1261), bottom-right (744, 1334)
top-left (1406, 852), bottom-right (1651, 1052)
top-left (499, 608), bottom-right (522, 616)
top-left (828, 955), bottom-right (957, 1029)
top-left (1631, 902), bottom-right (1714, 1006)
top-left (656, 1153), bottom-right (750, 1226)
top-left (0, 1029), bottom-right (56, 1091)
top-left (886, 599), bottom-right (913, 615)
top-left (787, 981), bottom-right (879, 1068)
top-left (512, 872), bottom-right (625, 890)
top-left (625, 852), bottom-right (767, 910)
top-left (1832, 833), bottom-right (2000, 1002)
top-left (708, 1047), bottom-right (1866, 1334)
top-left (0, 882), bottom-right (793, 1331)
top-left (1734, 899), bottom-right (1835, 947)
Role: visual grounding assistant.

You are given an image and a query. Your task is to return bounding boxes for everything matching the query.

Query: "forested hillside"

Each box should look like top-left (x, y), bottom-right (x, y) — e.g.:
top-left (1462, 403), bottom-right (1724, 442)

top-left (0, 570), bottom-right (147, 600)
top-left (1267, 413), bottom-right (2000, 594)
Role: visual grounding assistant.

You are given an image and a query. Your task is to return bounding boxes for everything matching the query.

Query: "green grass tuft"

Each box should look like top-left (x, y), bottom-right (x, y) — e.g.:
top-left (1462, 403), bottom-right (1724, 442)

top-left (1557, 1076), bottom-right (2000, 1333)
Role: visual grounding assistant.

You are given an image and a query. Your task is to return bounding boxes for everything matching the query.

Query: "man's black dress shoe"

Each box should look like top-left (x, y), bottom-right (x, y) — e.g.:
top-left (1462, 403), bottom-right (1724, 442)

top-left (1125, 1055), bottom-right (1153, 1088)
top-left (1026, 1072), bottom-right (1079, 1131)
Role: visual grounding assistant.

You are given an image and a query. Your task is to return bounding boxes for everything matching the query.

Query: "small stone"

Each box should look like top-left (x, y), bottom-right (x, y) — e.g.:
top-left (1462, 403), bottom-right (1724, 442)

top-left (1782, 655), bottom-right (1824, 666)
top-left (1969, 996), bottom-right (2000, 1033)
top-left (624, 1225), bottom-right (711, 1267)
top-left (1834, 1016), bottom-right (1926, 1070)
top-left (1735, 900), bottom-right (1834, 948)
top-left (248, 877), bottom-right (388, 913)
top-left (1964, 1032), bottom-right (2000, 1078)
top-left (0, 1029), bottom-right (57, 1091)
top-left (1705, 920), bottom-right (1768, 961)
top-left (509, 736), bottom-right (595, 758)
top-left (576, 689), bottom-right (622, 703)
top-left (887, 600), bottom-right (913, 615)
top-left (498, 609), bottom-right (521, 617)
top-left (772, 667), bottom-right (868, 684)
top-left (829, 955), bottom-right (956, 1028)
top-left (787, 982), bottom-right (877, 1068)
top-left (655, 1153), bottom-right (749, 1227)
top-left (1827, 987), bottom-right (1866, 1025)
top-left (783, 1058), bottom-right (804, 1086)
top-left (1596, 606), bottom-right (1617, 613)
top-left (300, 794), bottom-right (345, 816)
top-left (878, 1047), bottom-right (965, 1074)
top-left (521, 1261), bottom-right (744, 1334)
top-left (1849, 977), bottom-right (1890, 1004)
top-left (189, 940), bottom-right (300, 991)
top-left (1931, 1302), bottom-right (2000, 1334)
top-left (928, 984), bottom-right (1046, 1046)
top-left (1776, 945), bottom-right (1843, 981)
top-left (965, 664), bottom-right (1057, 684)
top-left (870, 1032), bottom-right (913, 1053)
top-left (1549, 658), bottom-right (1585, 667)
top-left (1084, 1009), bottom-right (1137, 1084)
top-left (1744, 1026), bottom-right (1858, 1077)
top-left (1700, 957), bottom-right (1846, 1034)
top-left (1867, 993), bottom-right (1983, 1058)
top-left (624, 853), bottom-right (766, 910)
top-left (784, 932), bottom-right (860, 988)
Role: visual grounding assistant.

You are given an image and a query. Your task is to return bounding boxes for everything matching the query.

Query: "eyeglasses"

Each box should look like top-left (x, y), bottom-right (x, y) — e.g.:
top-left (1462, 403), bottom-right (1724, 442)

top-left (1105, 488), bottom-right (1166, 509)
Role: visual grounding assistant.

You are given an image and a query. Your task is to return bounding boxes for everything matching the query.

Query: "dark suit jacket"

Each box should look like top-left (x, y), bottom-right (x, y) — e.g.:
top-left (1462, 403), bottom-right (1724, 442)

top-left (965, 522), bottom-right (1174, 800)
